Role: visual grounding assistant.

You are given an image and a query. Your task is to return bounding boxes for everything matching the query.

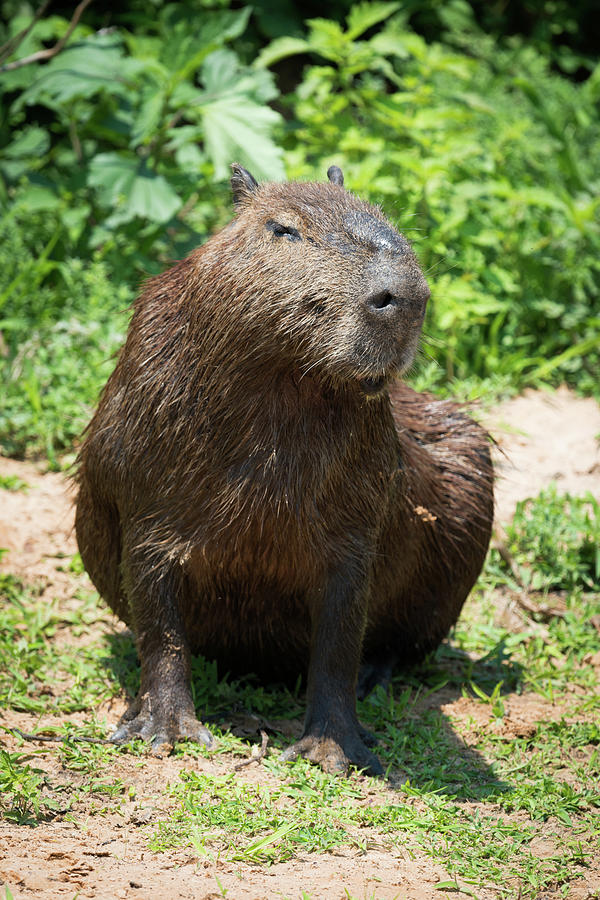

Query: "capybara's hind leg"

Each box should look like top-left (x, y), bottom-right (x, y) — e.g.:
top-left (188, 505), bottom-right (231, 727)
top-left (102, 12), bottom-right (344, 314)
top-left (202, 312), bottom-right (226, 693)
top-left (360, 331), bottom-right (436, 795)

top-left (357, 652), bottom-right (396, 700)
top-left (362, 386), bottom-right (494, 688)
top-left (74, 482), bottom-right (125, 620)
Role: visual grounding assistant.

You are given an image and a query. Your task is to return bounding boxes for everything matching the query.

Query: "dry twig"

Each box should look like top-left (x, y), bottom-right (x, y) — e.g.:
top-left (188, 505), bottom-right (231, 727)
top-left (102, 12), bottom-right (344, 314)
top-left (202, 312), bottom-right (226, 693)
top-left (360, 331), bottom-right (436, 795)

top-left (0, 0), bottom-right (52, 65)
top-left (0, 0), bottom-right (94, 73)
top-left (4, 726), bottom-right (115, 746)
top-left (233, 730), bottom-right (269, 770)
top-left (492, 529), bottom-right (566, 622)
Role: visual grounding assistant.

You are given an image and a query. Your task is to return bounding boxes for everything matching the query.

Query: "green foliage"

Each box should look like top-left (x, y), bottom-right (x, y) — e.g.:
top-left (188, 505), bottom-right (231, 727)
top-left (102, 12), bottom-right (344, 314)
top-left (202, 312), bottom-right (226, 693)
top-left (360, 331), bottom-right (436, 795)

top-left (264, 3), bottom-right (600, 393)
top-left (0, 1), bottom-right (598, 459)
top-left (0, 473), bottom-right (28, 491)
top-left (0, 749), bottom-right (58, 824)
top-left (502, 486), bottom-right (600, 592)
top-left (0, 2), bottom-right (289, 457)
top-left (1, 5), bottom-right (284, 236)
top-left (0, 208), bottom-right (131, 457)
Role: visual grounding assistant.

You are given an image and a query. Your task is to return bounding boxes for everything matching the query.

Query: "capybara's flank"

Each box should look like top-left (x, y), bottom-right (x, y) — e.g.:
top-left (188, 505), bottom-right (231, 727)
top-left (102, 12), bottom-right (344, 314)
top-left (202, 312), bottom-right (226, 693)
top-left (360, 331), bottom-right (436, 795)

top-left (75, 165), bottom-right (494, 775)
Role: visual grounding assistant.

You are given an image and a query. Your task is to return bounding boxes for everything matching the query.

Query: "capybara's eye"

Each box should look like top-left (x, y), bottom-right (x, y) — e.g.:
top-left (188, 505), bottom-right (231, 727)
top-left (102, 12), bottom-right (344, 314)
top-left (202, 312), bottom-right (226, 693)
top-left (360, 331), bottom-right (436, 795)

top-left (265, 219), bottom-right (301, 242)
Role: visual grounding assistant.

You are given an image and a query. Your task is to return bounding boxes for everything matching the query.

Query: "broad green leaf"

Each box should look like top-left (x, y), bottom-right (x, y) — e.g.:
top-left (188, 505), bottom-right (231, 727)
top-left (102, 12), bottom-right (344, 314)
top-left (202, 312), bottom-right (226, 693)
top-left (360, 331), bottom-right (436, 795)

top-left (234, 68), bottom-right (280, 104)
top-left (128, 172), bottom-right (182, 223)
top-left (201, 98), bottom-right (284, 181)
top-left (203, 51), bottom-right (279, 104)
top-left (0, 127), bottom-right (51, 180)
top-left (255, 36), bottom-right (312, 69)
top-left (88, 153), bottom-right (138, 200)
top-left (306, 19), bottom-right (345, 43)
top-left (369, 31), bottom-right (411, 59)
top-left (88, 153), bottom-right (181, 223)
top-left (199, 7), bottom-right (253, 45)
top-left (14, 185), bottom-right (61, 213)
top-left (18, 35), bottom-right (141, 107)
top-left (345, 2), bottom-right (401, 41)
top-left (131, 90), bottom-right (166, 148)
top-left (1, 127), bottom-right (49, 159)
top-left (202, 49), bottom-right (245, 94)
top-left (170, 82), bottom-right (203, 110)
top-left (158, 8), bottom-right (252, 77)
top-left (164, 125), bottom-right (204, 151)
top-left (174, 143), bottom-right (205, 171)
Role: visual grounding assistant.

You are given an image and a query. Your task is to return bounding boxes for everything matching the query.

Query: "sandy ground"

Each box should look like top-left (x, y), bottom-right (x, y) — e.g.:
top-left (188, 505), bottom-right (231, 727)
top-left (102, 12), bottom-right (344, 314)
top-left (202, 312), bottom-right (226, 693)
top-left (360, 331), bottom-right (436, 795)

top-left (486, 385), bottom-right (600, 525)
top-left (0, 386), bottom-right (599, 900)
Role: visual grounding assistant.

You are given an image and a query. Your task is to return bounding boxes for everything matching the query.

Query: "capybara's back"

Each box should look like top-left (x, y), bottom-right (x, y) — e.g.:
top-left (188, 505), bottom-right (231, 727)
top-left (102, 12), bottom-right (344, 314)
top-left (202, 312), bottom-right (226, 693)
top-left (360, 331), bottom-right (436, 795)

top-left (76, 165), bottom-right (493, 774)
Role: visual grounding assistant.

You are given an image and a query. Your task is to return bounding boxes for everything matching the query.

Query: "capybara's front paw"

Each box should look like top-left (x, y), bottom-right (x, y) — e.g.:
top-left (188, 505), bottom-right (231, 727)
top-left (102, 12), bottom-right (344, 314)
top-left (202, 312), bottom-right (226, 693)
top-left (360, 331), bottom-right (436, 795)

top-left (280, 732), bottom-right (383, 776)
top-left (111, 695), bottom-right (214, 755)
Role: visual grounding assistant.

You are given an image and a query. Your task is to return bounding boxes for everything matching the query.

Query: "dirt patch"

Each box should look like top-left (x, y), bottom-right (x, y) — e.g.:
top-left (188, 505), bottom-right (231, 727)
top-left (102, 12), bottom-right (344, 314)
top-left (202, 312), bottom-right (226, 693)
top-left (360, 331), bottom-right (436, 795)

top-left (0, 457), bottom-right (77, 603)
top-left (0, 828), bottom-right (465, 900)
top-left (485, 385), bottom-right (600, 524)
top-left (1, 387), bottom-right (600, 900)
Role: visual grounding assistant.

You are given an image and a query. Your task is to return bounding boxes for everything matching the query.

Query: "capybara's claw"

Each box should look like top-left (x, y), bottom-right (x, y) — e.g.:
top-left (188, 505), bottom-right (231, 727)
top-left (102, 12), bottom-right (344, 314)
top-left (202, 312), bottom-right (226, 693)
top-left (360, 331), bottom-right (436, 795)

top-left (281, 733), bottom-right (383, 777)
top-left (111, 706), bottom-right (214, 753)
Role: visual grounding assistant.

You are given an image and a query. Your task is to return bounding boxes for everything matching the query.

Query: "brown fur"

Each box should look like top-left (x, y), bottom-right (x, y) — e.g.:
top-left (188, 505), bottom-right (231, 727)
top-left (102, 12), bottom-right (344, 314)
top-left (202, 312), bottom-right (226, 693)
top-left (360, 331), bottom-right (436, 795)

top-left (75, 166), bottom-right (493, 774)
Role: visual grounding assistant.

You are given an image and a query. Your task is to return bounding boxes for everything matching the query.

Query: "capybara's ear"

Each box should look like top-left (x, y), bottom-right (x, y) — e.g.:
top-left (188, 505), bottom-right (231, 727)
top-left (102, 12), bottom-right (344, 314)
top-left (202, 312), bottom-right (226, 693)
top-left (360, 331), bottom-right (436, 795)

top-left (231, 163), bottom-right (259, 208)
top-left (327, 165), bottom-right (344, 186)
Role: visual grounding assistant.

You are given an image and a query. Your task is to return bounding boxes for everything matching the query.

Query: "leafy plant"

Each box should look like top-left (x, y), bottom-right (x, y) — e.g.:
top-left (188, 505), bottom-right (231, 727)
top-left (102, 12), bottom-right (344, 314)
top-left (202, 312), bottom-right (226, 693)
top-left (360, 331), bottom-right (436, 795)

top-left (0, 473), bottom-right (28, 491)
top-left (0, 749), bottom-right (58, 824)
top-left (2, 5), bottom-right (284, 237)
top-left (259, 2), bottom-right (600, 394)
top-left (0, 2), bottom-right (291, 458)
top-left (502, 486), bottom-right (600, 592)
top-left (0, 0), bottom-right (598, 463)
top-left (0, 218), bottom-right (131, 457)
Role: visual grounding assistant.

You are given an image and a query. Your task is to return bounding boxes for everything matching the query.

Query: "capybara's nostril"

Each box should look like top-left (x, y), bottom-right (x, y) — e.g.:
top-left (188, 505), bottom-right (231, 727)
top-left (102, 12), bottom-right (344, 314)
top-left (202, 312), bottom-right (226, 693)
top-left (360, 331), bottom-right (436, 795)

top-left (366, 290), bottom-right (401, 312)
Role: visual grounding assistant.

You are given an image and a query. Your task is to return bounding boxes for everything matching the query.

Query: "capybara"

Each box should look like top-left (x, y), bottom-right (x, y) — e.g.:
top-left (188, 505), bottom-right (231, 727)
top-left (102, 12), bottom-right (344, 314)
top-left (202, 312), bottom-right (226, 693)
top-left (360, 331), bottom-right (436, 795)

top-left (75, 164), bottom-right (494, 775)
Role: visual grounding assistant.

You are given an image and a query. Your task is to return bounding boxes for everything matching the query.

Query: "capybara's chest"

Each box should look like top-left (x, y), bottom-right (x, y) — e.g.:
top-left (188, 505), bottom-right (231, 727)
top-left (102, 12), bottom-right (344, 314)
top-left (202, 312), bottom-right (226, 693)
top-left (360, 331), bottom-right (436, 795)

top-left (185, 430), bottom-right (397, 589)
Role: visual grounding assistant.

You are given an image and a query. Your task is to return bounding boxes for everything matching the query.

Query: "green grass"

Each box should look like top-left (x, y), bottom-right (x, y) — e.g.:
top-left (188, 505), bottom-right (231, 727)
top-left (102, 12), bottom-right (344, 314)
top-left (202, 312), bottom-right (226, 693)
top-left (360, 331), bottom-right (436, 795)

top-left (0, 474), bottom-right (29, 492)
top-left (0, 488), bottom-right (598, 897)
top-left (150, 767), bottom-right (362, 863)
top-left (0, 748), bottom-right (60, 825)
top-left (0, 573), bottom-right (128, 715)
top-left (502, 486), bottom-right (600, 592)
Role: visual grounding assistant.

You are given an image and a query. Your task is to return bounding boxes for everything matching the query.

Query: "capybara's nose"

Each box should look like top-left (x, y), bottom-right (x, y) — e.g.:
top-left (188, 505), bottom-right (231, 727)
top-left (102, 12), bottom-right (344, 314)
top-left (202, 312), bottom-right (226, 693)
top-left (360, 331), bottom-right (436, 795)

top-left (365, 273), bottom-right (430, 323)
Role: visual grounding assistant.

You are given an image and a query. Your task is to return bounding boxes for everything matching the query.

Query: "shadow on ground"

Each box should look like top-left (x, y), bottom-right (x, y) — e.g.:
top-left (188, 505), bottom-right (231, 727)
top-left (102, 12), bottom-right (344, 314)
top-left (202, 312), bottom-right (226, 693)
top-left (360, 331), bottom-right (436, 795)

top-left (362, 641), bottom-right (524, 801)
top-left (101, 630), bottom-right (522, 801)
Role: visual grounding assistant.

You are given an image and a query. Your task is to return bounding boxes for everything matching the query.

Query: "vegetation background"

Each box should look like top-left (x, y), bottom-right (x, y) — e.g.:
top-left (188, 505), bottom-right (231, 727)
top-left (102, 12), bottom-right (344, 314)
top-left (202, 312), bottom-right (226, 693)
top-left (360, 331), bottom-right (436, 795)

top-left (0, 0), bottom-right (598, 462)
top-left (0, 3), bottom-right (599, 898)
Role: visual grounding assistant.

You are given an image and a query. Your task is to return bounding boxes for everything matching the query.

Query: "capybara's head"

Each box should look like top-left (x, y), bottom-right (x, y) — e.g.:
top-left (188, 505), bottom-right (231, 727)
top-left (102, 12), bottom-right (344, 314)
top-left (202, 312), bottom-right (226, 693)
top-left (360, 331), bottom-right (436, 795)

top-left (204, 164), bottom-right (430, 396)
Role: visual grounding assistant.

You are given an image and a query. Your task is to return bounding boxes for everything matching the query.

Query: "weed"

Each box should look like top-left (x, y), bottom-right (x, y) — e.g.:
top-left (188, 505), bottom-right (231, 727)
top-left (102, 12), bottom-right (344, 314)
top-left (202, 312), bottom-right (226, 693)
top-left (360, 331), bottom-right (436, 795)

top-left (0, 474), bottom-right (28, 491)
top-left (0, 749), bottom-right (59, 824)
top-left (150, 768), bottom-right (359, 863)
top-left (499, 485), bottom-right (600, 592)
